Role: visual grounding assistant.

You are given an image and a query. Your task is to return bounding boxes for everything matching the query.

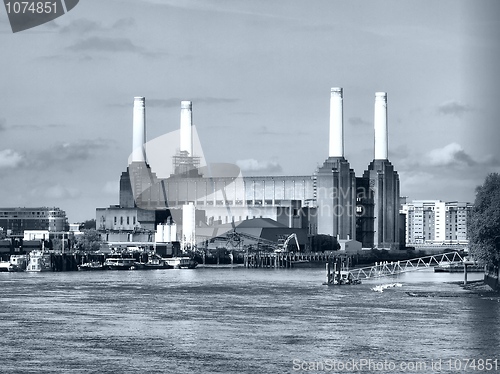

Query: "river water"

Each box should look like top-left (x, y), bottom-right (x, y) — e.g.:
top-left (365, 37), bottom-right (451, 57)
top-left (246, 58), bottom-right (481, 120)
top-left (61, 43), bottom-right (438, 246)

top-left (0, 268), bottom-right (498, 374)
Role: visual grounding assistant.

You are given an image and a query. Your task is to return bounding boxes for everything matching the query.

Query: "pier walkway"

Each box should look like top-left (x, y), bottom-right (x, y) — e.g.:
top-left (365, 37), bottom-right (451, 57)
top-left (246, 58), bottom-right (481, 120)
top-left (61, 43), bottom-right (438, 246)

top-left (348, 251), bottom-right (468, 281)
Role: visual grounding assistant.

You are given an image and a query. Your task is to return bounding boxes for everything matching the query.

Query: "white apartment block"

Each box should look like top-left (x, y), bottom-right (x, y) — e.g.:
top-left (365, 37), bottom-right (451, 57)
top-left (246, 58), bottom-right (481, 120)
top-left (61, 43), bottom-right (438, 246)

top-left (401, 200), bottom-right (472, 245)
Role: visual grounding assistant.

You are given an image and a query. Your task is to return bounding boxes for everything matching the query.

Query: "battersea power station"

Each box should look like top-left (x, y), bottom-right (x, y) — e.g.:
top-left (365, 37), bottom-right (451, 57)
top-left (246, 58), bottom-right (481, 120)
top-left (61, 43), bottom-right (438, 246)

top-left (97, 88), bottom-right (403, 251)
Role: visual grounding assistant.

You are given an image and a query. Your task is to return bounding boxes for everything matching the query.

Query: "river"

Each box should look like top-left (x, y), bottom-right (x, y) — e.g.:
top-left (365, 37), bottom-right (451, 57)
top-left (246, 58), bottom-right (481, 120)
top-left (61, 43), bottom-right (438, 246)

top-left (0, 268), bottom-right (498, 373)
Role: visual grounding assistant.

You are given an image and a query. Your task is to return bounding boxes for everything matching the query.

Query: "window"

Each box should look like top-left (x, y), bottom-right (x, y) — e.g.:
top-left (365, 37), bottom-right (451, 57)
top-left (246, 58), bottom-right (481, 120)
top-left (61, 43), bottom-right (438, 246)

top-left (127, 217), bottom-right (130, 225)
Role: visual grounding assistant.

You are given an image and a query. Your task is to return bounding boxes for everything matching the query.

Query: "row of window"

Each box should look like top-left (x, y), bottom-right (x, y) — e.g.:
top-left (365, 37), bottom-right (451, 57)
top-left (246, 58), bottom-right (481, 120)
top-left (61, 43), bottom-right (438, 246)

top-left (113, 216), bottom-right (137, 226)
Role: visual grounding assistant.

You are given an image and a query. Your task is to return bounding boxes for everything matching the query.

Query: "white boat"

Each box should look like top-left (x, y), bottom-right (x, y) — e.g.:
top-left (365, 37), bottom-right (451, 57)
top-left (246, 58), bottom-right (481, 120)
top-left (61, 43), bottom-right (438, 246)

top-left (26, 250), bottom-right (53, 272)
top-left (78, 261), bottom-right (107, 271)
top-left (163, 257), bottom-right (197, 269)
top-left (0, 261), bottom-right (18, 272)
top-left (10, 255), bottom-right (28, 271)
top-left (104, 256), bottom-right (138, 270)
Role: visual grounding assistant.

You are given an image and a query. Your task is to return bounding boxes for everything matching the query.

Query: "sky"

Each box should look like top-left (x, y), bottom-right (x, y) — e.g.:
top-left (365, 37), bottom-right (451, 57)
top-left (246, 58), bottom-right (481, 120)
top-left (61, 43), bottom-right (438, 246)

top-left (0, 0), bottom-right (499, 222)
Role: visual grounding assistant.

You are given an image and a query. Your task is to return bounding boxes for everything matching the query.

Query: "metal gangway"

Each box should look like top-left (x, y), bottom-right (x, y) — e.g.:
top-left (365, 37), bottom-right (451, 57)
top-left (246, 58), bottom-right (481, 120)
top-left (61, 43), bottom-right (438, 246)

top-left (349, 252), bottom-right (466, 281)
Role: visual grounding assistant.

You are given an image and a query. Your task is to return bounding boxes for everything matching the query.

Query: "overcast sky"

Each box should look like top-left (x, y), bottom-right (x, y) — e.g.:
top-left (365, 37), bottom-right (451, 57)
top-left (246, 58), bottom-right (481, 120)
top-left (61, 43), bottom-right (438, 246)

top-left (0, 0), bottom-right (499, 222)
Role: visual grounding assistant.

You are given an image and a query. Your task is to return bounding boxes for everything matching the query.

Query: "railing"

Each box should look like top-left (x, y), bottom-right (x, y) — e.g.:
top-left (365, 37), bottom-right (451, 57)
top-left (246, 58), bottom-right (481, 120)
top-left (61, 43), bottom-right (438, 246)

top-left (349, 252), bottom-right (465, 280)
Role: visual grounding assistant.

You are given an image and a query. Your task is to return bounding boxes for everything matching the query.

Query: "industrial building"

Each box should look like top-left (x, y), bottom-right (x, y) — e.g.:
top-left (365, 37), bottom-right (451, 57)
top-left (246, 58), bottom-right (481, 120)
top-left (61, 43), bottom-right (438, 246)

top-left (401, 200), bottom-right (472, 246)
top-left (96, 88), bottom-right (403, 251)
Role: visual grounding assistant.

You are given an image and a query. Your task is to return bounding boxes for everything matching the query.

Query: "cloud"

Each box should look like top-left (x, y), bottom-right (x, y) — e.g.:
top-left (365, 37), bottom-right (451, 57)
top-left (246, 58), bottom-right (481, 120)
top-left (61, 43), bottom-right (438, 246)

top-left (112, 18), bottom-right (136, 30)
top-left (257, 126), bottom-right (281, 135)
top-left (44, 184), bottom-right (82, 199)
top-left (28, 184), bottom-right (81, 200)
top-left (0, 149), bottom-right (24, 169)
top-left (236, 159), bottom-right (282, 173)
top-left (10, 123), bottom-right (66, 131)
top-left (348, 117), bottom-right (371, 126)
top-left (437, 100), bottom-right (473, 117)
top-left (427, 143), bottom-right (476, 167)
top-left (67, 37), bottom-right (142, 52)
top-left (34, 139), bottom-right (110, 165)
top-left (59, 19), bottom-right (104, 34)
top-left (145, 97), bottom-right (238, 108)
top-left (103, 180), bottom-right (119, 195)
top-left (60, 18), bottom-right (135, 34)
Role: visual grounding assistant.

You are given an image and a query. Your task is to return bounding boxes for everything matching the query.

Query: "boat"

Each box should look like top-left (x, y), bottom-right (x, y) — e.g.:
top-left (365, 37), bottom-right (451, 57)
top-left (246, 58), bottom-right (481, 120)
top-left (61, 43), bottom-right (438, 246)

top-left (163, 257), bottom-right (197, 269)
top-left (10, 255), bottom-right (28, 271)
top-left (434, 263), bottom-right (484, 273)
top-left (78, 261), bottom-right (107, 271)
top-left (26, 250), bottom-right (53, 272)
top-left (104, 256), bottom-right (138, 270)
top-left (0, 261), bottom-right (21, 272)
top-left (138, 256), bottom-right (173, 270)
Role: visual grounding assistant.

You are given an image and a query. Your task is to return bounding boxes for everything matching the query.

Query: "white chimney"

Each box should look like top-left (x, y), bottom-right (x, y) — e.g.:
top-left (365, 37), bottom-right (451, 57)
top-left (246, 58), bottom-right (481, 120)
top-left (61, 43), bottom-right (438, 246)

top-left (180, 101), bottom-right (193, 156)
top-left (374, 92), bottom-right (388, 160)
top-left (132, 97), bottom-right (146, 163)
top-left (329, 87), bottom-right (344, 158)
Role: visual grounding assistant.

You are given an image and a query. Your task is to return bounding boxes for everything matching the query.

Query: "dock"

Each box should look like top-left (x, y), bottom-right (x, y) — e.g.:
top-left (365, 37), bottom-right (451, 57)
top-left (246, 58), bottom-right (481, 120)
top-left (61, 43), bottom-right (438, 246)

top-left (243, 252), bottom-right (341, 268)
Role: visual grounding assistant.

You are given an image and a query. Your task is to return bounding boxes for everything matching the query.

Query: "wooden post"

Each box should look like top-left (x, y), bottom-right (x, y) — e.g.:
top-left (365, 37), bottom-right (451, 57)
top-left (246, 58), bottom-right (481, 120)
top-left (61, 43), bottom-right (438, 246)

top-left (464, 263), bottom-right (468, 285)
top-left (326, 261), bottom-right (330, 284)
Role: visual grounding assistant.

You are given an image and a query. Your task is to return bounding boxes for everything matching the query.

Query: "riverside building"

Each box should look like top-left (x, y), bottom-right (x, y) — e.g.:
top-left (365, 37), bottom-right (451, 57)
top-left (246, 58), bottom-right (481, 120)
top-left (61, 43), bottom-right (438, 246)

top-left (401, 200), bottom-right (472, 246)
top-left (0, 207), bottom-right (69, 235)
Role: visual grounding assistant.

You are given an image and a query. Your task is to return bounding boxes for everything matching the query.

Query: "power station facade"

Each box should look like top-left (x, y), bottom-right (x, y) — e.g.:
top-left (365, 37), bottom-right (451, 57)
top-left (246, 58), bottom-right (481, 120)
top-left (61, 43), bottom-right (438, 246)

top-left (97, 88), bottom-right (403, 250)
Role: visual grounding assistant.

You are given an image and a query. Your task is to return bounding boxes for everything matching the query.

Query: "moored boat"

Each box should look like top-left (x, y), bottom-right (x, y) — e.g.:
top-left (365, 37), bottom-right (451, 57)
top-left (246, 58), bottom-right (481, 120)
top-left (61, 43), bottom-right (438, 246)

top-left (10, 255), bottom-right (28, 271)
top-left (0, 261), bottom-right (20, 272)
top-left (104, 256), bottom-right (138, 270)
top-left (78, 261), bottom-right (107, 271)
top-left (163, 257), bottom-right (197, 269)
top-left (137, 256), bottom-right (173, 270)
top-left (26, 250), bottom-right (53, 272)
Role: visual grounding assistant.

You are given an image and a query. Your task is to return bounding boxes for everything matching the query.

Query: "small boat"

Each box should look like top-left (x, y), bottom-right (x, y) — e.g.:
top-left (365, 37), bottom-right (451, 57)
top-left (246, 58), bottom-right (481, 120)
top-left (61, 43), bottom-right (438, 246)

top-left (26, 250), bottom-right (53, 272)
top-left (104, 256), bottom-right (138, 270)
top-left (78, 261), bottom-right (107, 271)
top-left (10, 255), bottom-right (28, 271)
top-left (163, 257), bottom-right (197, 269)
top-left (434, 263), bottom-right (484, 273)
top-left (133, 256), bottom-right (174, 270)
top-left (0, 261), bottom-right (20, 272)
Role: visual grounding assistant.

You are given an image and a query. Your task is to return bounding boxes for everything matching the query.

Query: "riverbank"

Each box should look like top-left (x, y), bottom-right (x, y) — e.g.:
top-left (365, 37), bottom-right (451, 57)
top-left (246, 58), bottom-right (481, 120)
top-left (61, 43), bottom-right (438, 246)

top-left (450, 279), bottom-right (500, 294)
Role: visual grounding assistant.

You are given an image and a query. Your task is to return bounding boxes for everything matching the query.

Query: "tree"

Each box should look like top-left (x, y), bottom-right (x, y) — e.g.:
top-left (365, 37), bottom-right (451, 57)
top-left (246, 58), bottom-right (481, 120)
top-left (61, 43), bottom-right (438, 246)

top-left (311, 234), bottom-right (340, 252)
top-left (79, 219), bottom-right (96, 230)
top-left (468, 173), bottom-right (500, 266)
top-left (75, 229), bottom-right (102, 252)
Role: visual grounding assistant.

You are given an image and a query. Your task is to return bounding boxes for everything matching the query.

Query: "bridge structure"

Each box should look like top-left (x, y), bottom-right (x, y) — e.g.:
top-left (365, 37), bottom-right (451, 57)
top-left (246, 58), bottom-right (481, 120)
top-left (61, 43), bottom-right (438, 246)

top-left (347, 252), bottom-right (471, 281)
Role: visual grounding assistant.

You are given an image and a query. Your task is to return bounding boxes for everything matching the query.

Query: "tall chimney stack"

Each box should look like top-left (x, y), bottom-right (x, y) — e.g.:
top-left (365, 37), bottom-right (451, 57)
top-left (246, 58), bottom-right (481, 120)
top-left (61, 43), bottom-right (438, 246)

top-left (374, 92), bottom-right (388, 160)
top-left (132, 96), bottom-right (146, 163)
top-left (329, 87), bottom-right (344, 158)
top-left (180, 101), bottom-right (193, 156)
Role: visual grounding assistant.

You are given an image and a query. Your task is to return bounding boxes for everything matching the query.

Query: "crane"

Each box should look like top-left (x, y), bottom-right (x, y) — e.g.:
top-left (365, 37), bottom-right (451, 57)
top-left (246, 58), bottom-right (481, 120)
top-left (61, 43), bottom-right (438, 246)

top-left (275, 233), bottom-right (300, 253)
